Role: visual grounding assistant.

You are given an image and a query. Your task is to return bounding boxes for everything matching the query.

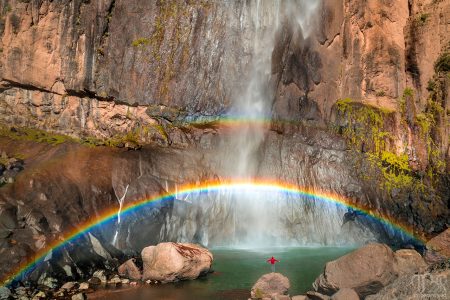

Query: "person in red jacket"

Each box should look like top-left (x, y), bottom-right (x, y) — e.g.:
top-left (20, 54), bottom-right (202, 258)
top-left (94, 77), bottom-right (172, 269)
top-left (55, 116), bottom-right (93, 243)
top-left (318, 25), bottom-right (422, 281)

top-left (267, 256), bottom-right (280, 272)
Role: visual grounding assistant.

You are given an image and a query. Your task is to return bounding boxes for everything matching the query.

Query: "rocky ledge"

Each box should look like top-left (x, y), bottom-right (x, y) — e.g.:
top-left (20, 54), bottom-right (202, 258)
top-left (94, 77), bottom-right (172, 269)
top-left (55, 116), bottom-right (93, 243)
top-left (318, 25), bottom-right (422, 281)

top-left (0, 242), bottom-right (212, 300)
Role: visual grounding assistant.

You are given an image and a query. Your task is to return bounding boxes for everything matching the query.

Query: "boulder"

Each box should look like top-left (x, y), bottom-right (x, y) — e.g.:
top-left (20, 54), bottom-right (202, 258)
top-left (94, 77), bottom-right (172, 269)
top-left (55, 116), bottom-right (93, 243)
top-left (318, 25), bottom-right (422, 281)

top-left (291, 296), bottom-right (307, 300)
top-left (313, 243), bottom-right (397, 297)
top-left (424, 228), bottom-right (450, 264)
top-left (118, 258), bottom-right (142, 280)
top-left (331, 288), bottom-right (359, 300)
top-left (250, 273), bottom-right (290, 299)
top-left (306, 291), bottom-right (330, 300)
top-left (0, 286), bottom-right (11, 300)
top-left (394, 249), bottom-right (427, 276)
top-left (141, 242), bottom-right (213, 283)
top-left (366, 269), bottom-right (450, 300)
top-left (92, 270), bottom-right (107, 283)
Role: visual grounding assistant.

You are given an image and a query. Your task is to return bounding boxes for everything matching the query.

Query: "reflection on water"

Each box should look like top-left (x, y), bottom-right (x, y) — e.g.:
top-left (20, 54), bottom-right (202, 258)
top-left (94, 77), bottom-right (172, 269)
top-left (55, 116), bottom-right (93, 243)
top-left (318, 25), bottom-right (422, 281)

top-left (88, 247), bottom-right (354, 300)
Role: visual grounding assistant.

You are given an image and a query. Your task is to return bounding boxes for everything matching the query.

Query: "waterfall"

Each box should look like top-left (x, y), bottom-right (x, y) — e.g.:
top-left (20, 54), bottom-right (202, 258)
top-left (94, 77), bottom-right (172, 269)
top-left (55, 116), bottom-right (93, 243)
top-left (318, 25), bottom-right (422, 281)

top-left (158, 0), bottom-right (375, 247)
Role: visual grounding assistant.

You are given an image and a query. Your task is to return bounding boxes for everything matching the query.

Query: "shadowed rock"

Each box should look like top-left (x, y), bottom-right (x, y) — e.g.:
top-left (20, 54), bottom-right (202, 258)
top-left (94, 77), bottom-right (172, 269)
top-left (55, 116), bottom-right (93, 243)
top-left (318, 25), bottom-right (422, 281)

top-left (424, 229), bottom-right (450, 264)
top-left (118, 259), bottom-right (141, 280)
top-left (313, 243), bottom-right (397, 297)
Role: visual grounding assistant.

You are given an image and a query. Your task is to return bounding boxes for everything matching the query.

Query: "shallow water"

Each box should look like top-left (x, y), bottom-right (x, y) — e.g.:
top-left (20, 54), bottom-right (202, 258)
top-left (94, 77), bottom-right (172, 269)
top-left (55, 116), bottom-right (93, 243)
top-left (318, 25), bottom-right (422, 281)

top-left (89, 247), bottom-right (354, 300)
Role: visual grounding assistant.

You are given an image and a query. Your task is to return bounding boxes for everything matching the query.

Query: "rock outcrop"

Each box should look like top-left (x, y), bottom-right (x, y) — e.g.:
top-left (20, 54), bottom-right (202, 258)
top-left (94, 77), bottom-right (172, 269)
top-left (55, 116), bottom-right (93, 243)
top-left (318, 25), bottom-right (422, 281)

top-left (366, 268), bottom-right (450, 300)
top-left (250, 273), bottom-right (290, 299)
top-left (330, 288), bottom-right (359, 300)
top-left (141, 242), bottom-right (213, 283)
top-left (424, 228), bottom-right (450, 264)
top-left (313, 243), bottom-right (398, 297)
top-left (394, 249), bottom-right (427, 276)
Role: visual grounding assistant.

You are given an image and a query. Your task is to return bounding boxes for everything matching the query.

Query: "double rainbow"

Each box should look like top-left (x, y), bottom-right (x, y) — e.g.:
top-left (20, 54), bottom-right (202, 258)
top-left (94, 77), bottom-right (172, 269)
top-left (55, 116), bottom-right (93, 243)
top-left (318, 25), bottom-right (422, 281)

top-left (1, 179), bottom-right (424, 285)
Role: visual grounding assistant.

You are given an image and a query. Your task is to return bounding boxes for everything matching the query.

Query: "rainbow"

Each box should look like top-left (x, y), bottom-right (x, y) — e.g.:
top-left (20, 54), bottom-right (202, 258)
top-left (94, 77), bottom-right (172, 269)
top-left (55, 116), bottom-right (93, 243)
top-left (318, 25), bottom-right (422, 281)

top-left (1, 179), bottom-right (424, 286)
top-left (172, 115), bottom-right (301, 129)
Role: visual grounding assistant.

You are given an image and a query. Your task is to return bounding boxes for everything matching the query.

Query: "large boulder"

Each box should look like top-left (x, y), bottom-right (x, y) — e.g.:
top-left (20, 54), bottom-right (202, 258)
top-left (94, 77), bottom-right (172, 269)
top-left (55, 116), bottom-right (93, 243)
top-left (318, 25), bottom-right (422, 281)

top-left (141, 242), bottom-right (213, 283)
top-left (250, 273), bottom-right (290, 299)
top-left (313, 243), bottom-right (397, 297)
top-left (118, 258), bottom-right (142, 280)
top-left (424, 228), bottom-right (450, 264)
top-left (394, 249), bottom-right (427, 276)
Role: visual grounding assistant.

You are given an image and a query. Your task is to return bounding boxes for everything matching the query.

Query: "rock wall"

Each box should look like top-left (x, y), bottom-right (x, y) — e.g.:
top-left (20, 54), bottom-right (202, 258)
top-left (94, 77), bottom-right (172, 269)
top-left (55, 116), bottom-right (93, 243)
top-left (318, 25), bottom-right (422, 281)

top-left (0, 0), bottom-right (449, 283)
top-left (0, 0), bottom-right (448, 164)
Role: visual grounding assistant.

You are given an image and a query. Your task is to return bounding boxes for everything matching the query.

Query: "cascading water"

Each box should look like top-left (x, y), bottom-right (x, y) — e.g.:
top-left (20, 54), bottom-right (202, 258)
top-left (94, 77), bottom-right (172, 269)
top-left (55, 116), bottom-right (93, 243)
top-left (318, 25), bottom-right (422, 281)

top-left (156, 0), bottom-right (375, 248)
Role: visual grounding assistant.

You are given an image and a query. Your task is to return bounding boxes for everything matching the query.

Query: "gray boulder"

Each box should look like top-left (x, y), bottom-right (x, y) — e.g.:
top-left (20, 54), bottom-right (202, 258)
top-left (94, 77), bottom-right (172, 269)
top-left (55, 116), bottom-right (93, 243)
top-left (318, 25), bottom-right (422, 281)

top-left (0, 287), bottom-right (11, 300)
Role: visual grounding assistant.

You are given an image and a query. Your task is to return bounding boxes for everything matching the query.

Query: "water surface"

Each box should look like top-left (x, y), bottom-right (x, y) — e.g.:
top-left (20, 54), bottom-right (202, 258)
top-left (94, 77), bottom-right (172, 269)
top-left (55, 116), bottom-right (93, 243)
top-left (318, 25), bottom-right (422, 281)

top-left (89, 247), bottom-right (354, 300)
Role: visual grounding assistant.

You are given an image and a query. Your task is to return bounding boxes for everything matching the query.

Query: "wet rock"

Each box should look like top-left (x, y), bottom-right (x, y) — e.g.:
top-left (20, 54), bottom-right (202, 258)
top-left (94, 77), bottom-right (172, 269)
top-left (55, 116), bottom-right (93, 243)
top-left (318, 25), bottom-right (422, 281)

top-left (331, 288), bottom-right (359, 300)
top-left (141, 242), bottom-right (213, 283)
top-left (313, 243), bottom-right (397, 297)
top-left (424, 229), bottom-right (450, 264)
top-left (71, 293), bottom-right (86, 300)
top-left (92, 270), bottom-right (107, 283)
top-left (306, 291), bottom-right (330, 300)
top-left (121, 278), bottom-right (130, 284)
top-left (250, 273), bottom-right (290, 299)
top-left (108, 275), bottom-right (122, 285)
top-left (394, 249), bottom-right (427, 276)
top-left (78, 282), bottom-right (89, 290)
top-left (38, 275), bottom-right (58, 289)
top-left (60, 281), bottom-right (78, 291)
top-left (0, 286), bottom-right (11, 299)
top-left (32, 291), bottom-right (46, 299)
top-left (118, 258), bottom-right (142, 280)
top-left (88, 277), bottom-right (101, 286)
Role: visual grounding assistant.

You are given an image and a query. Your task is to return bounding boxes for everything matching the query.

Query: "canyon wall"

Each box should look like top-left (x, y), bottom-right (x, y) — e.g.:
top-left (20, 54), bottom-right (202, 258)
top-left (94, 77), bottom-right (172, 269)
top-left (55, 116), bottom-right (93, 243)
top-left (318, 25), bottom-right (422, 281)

top-left (0, 0), bottom-right (449, 283)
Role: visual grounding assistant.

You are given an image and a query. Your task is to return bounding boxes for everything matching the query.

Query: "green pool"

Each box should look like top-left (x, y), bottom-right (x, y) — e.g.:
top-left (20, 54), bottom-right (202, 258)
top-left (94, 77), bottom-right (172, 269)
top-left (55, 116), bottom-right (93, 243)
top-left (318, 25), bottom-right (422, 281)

top-left (89, 247), bottom-right (355, 300)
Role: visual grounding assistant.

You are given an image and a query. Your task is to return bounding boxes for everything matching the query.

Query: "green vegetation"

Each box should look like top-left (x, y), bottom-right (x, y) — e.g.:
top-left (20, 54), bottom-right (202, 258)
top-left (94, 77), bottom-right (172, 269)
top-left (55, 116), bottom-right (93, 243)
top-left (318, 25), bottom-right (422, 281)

top-left (417, 13), bottom-right (429, 25)
top-left (375, 90), bottom-right (386, 97)
top-left (434, 52), bottom-right (450, 73)
top-left (0, 124), bottom-right (143, 149)
top-left (131, 37), bottom-right (150, 47)
top-left (335, 98), bottom-right (415, 192)
top-left (0, 125), bottom-right (75, 145)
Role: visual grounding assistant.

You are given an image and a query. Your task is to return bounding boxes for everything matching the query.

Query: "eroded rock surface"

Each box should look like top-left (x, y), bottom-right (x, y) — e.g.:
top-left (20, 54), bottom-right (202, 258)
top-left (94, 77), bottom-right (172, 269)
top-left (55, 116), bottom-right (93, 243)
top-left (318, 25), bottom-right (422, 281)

top-left (141, 242), bottom-right (213, 283)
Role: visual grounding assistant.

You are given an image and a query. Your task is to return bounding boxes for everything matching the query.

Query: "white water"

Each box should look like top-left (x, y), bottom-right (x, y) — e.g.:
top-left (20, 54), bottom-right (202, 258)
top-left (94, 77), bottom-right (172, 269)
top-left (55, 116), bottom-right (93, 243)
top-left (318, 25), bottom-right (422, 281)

top-left (159, 0), bottom-right (374, 247)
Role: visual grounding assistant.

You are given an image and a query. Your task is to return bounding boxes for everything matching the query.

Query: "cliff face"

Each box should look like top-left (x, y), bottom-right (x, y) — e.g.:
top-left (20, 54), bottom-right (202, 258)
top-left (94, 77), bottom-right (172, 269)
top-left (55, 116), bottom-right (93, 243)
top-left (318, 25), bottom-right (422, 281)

top-left (0, 0), bottom-right (448, 160)
top-left (0, 0), bottom-right (449, 283)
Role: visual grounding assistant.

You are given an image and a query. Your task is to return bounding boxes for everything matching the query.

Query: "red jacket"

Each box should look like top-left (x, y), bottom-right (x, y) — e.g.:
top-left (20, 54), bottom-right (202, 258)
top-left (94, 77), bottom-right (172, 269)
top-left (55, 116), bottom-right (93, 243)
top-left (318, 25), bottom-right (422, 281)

top-left (267, 256), bottom-right (279, 265)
